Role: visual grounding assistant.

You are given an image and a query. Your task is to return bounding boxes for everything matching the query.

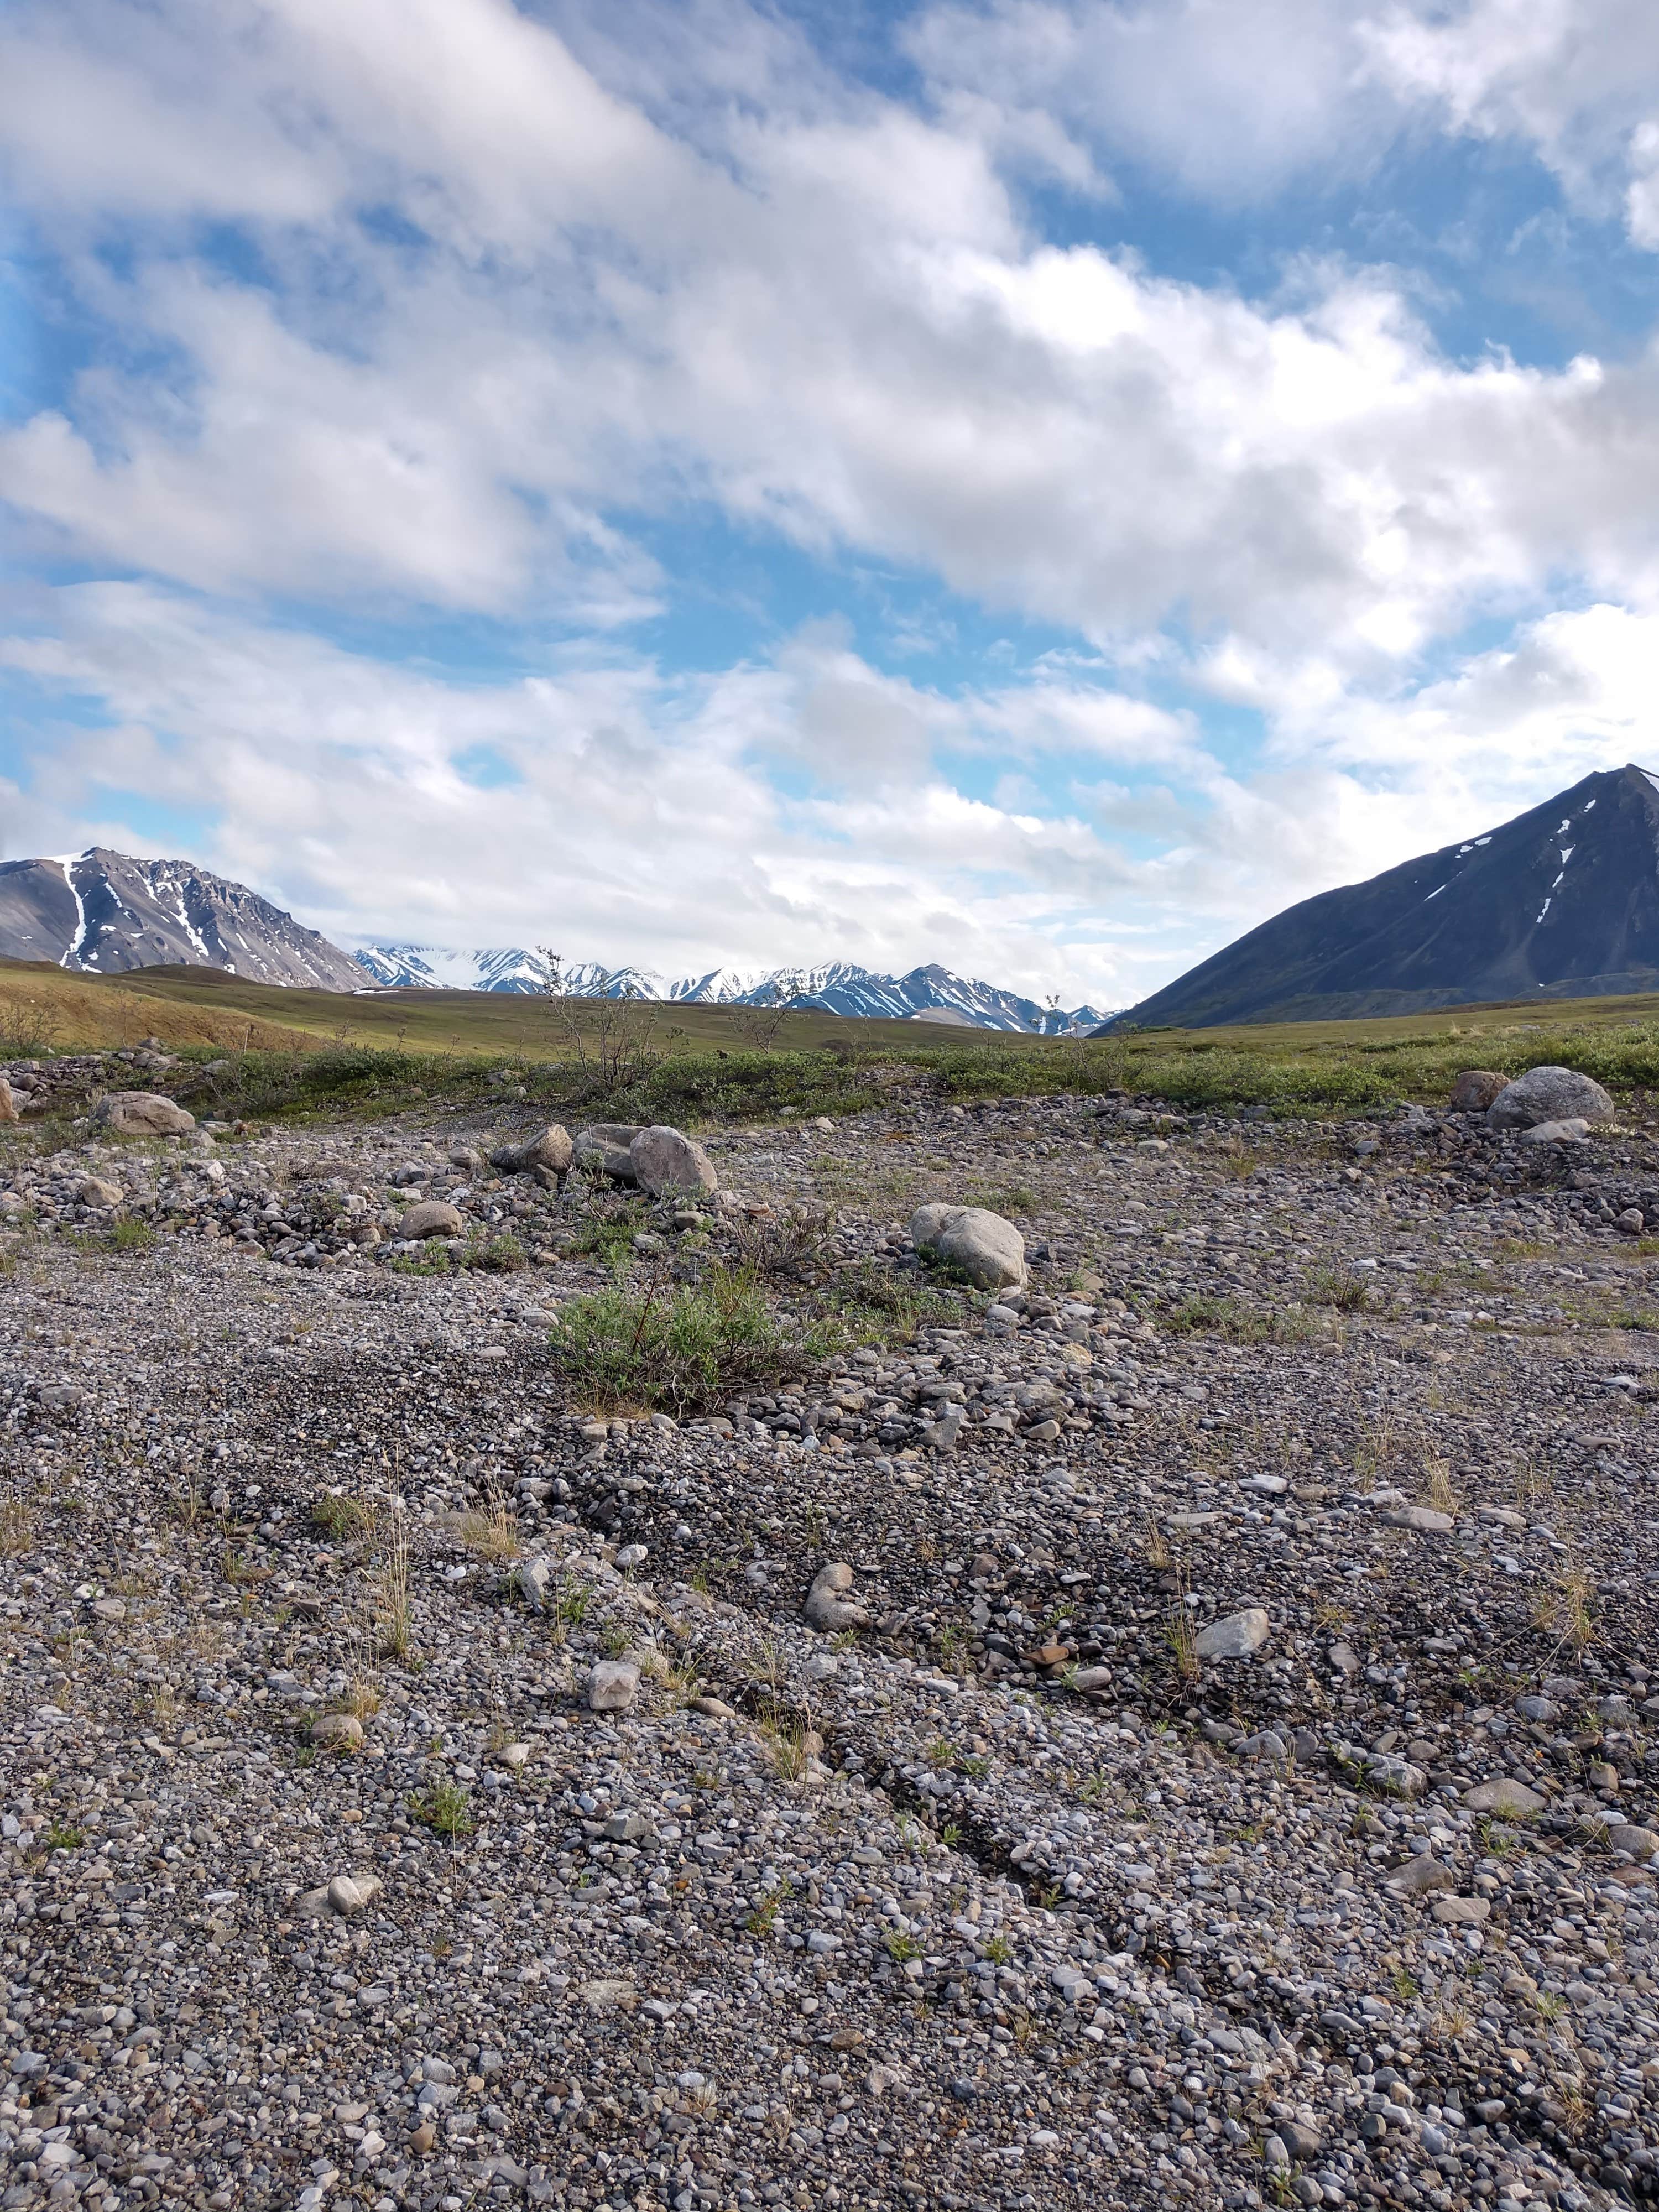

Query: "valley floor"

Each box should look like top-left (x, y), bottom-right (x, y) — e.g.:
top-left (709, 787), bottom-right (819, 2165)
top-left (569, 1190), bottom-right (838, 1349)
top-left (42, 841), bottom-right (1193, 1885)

top-left (3, 1082), bottom-right (1659, 2211)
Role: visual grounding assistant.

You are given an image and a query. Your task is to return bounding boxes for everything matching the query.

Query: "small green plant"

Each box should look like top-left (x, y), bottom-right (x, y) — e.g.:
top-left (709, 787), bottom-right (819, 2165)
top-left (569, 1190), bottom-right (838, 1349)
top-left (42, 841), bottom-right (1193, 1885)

top-left (925, 1737), bottom-right (957, 1768)
top-left (938, 1819), bottom-right (964, 1848)
top-left (312, 1493), bottom-right (367, 1541)
top-left (407, 1781), bottom-right (474, 1837)
top-left (745, 1877), bottom-right (794, 1936)
top-left (980, 1933), bottom-right (1014, 1965)
top-left (109, 1218), bottom-right (155, 1254)
top-left (469, 1231), bottom-right (529, 1274)
top-left (551, 1260), bottom-right (844, 1417)
top-left (43, 1823), bottom-right (85, 1851)
top-left (884, 1930), bottom-right (922, 1963)
top-left (1307, 1267), bottom-right (1373, 1313)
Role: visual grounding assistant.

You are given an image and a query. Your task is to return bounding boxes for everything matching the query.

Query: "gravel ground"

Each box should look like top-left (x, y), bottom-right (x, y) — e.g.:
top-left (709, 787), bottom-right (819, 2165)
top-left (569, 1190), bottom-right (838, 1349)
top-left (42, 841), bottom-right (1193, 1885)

top-left (4, 1074), bottom-right (1659, 2212)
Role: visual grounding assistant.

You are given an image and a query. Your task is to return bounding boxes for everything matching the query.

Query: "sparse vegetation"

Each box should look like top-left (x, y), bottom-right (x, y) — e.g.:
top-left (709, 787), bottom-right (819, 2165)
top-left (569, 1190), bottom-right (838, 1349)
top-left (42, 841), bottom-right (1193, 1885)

top-left (406, 1781), bottom-right (474, 1836)
top-left (551, 1260), bottom-right (845, 1417)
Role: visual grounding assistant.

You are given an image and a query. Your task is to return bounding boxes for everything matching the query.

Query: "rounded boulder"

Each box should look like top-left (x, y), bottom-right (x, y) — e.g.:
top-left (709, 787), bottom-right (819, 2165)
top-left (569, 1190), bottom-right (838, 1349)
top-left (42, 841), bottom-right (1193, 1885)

top-left (92, 1090), bottom-right (195, 1136)
top-left (909, 1202), bottom-right (1026, 1291)
top-left (401, 1198), bottom-right (464, 1240)
top-left (1486, 1065), bottom-right (1614, 1131)
top-left (630, 1125), bottom-right (718, 1197)
top-left (1449, 1069), bottom-right (1508, 1113)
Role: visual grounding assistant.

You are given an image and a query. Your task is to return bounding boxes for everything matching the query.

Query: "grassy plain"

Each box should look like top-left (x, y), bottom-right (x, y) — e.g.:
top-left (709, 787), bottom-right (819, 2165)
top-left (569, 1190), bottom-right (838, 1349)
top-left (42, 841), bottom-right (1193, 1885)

top-left (9, 954), bottom-right (1659, 1124)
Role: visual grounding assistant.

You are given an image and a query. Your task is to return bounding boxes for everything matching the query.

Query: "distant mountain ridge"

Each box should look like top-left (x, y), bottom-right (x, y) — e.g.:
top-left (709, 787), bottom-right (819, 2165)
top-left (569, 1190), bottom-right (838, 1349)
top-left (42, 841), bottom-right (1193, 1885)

top-left (356, 946), bottom-right (1106, 1033)
top-left (1103, 763), bottom-right (1659, 1030)
top-left (0, 848), bottom-right (371, 991)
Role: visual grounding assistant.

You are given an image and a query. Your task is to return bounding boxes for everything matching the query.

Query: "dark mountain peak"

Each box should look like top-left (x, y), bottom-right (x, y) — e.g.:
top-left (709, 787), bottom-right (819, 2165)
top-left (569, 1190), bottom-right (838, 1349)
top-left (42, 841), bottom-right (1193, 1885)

top-left (0, 848), bottom-right (369, 991)
top-left (1106, 764), bottom-right (1659, 1030)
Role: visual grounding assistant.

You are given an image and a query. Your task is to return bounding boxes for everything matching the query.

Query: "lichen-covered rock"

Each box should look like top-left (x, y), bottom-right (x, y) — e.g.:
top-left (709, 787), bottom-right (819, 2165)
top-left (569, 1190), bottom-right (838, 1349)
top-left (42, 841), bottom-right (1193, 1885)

top-left (1486, 1065), bottom-right (1614, 1130)
top-left (401, 1198), bottom-right (464, 1240)
top-left (92, 1090), bottom-right (195, 1136)
top-left (630, 1125), bottom-right (718, 1197)
top-left (908, 1202), bottom-right (1025, 1291)
top-left (1449, 1069), bottom-right (1507, 1112)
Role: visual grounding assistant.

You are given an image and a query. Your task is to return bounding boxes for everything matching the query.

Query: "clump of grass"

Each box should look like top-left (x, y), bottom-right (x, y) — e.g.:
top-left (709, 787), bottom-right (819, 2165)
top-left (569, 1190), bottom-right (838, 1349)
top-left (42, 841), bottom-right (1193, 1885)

top-left (1307, 1268), bottom-right (1374, 1313)
top-left (1535, 1566), bottom-right (1597, 1656)
top-left (551, 1260), bottom-right (845, 1417)
top-left (762, 1718), bottom-right (813, 1782)
top-left (1165, 1603), bottom-right (1201, 1686)
top-left (42, 1823), bottom-right (86, 1852)
top-left (313, 1492), bottom-right (367, 1541)
top-left (733, 1199), bottom-right (835, 1278)
top-left (1422, 1458), bottom-right (1458, 1514)
top-left (109, 1218), bottom-right (156, 1254)
top-left (468, 1231), bottom-right (529, 1273)
top-left (813, 1262), bottom-right (963, 1348)
top-left (746, 1877), bottom-right (794, 1935)
top-left (1163, 1293), bottom-right (1317, 1345)
top-left (0, 1495), bottom-right (35, 1558)
top-left (459, 1491), bottom-right (521, 1564)
top-left (406, 1781), bottom-right (473, 1837)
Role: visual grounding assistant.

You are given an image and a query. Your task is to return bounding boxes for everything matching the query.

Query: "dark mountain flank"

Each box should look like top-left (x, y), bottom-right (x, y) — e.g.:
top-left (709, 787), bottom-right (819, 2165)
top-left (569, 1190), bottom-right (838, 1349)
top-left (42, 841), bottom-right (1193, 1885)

top-left (0, 848), bottom-right (370, 990)
top-left (1106, 764), bottom-right (1659, 1030)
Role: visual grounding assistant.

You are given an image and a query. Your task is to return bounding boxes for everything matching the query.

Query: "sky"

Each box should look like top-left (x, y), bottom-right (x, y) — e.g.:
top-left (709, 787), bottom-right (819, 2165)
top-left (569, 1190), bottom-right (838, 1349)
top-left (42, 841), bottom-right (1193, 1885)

top-left (4, 1), bottom-right (1659, 1009)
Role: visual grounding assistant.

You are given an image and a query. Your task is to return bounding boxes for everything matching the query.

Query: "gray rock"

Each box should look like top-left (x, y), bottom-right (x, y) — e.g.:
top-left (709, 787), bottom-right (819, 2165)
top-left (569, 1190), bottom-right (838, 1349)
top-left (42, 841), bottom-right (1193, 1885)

top-left (1449, 1070), bottom-right (1507, 1112)
top-left (573, 1124), bottom-right (643, 1182)
top-left (804, 1561), bottom-right (869, 1631)
top-left (309, 1712), bottom-right (363, 1750)
top-left (908, 1202), bottom-right (1026, 1291)
top-left (92, 1091), bottom-right (195, 1136)
top-left (1276, 2120), bottom-right (1322, 2160)
top-left (1432, 1894), bottom-right (1491, 1924)
top-left (1384, 1506), bottom-right (1455, 1533)
top-left (1462, 1777), bottom-right (1547, 1817)
top-left (489, 1124), bottom-right (573, 1182)
top-left (1515, 1694), bottom-right (1557, 1721)
top-left (1605, 1823), bottom-right (1659, 1860)
top-left (1485, 1065), bottom-right (1615, 1131)
top-left (1385, 1855), bottom-right (1455, 1897)
top-left (401, 1199), bottom-right (464, 1240)
top-left (1520, 1118), bottom-right (1590, 1146)
top-left (630, 1125), bottom-right (718, 1197)
top-left (0, 1074), bottom-right (15, 1124)
top-left (296, 1870), bottom-right (383, 1918)
top-left (1193, 1608), bottom-right (1270, 1660)
top-left (586, 1659), bottom-right (640, 1713)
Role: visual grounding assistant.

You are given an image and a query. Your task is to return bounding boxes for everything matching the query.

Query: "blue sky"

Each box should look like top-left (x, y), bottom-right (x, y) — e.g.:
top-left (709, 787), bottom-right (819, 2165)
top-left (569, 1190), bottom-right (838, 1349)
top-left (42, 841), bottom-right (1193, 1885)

top-left (5, 0), bottom-right (1659, 1008)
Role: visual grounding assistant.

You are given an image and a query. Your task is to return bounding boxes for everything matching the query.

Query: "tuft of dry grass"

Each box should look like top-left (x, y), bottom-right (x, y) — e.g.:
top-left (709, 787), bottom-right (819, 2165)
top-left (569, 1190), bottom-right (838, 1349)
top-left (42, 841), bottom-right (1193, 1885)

top-left (1534, 1564), bottom-right (1597, 1656)
top-left (459, 1491), bottom-right (522, 1566)
top-left (0, 1494), bottom-right (35, 1558)
top-left (1422, 1458), bottom-right (1458, 1514)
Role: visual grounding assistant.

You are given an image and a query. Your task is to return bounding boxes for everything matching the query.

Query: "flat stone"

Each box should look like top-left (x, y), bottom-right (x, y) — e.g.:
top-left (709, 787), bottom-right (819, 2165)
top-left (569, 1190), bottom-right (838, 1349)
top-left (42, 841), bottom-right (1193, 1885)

top-left (1194, 1608), bottom-right (1270, 1660)
top-left (1606, 1824), bottom-right (1659, 1860)
top-left (1463, 1777), bottom-right (1547, 1817)
top-left (1385, 1855), bottom-right (1455, 1897)
top-left (1383, 1506), bottom-right (1455, 1533)
top-left (1432, 1894), bottom-right (1491, 1924)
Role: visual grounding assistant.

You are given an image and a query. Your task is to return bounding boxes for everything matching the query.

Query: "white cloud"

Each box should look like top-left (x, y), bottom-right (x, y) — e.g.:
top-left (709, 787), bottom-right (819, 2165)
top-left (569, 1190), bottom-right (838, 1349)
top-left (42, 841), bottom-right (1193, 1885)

top-left (5, 0), bottom-right (1659, 667)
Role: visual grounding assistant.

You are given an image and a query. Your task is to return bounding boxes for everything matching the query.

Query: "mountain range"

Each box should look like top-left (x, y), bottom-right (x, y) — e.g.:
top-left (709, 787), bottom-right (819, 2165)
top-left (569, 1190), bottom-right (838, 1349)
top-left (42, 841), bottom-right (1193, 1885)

top-left (1105, 763), bottom-right (1659, 1030)
top-left (354, 946), bottom-right (1106, 1032)
top-left (0, 847), bottom-right (1107, 1032)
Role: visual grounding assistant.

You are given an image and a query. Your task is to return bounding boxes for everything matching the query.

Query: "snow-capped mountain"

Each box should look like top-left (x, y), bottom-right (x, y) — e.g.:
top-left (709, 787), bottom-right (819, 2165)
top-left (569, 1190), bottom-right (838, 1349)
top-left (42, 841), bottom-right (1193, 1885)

top-left (0, 849), bottom-right (370, 990)
top-left (353, 945), bottom-right (1107, 1032)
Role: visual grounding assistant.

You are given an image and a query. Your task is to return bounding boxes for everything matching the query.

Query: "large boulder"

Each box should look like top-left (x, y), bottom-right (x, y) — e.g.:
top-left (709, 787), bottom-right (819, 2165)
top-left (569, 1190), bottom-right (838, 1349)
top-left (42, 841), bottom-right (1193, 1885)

top-left (909, 1202), bottom-right (1025, 1291)
top-left (0, 1076), bottom-right (15, 1125)
top-left (573, 1124), bottom-right (643, 1182)
top-left (92, 1091), bottom-right (195, 1136)
top-left (1449, 1069), bottom-right (1507, 1113)
top-left (630, 1125), bottom-right (718, 1197)
top-left (490, 1123), bottom-right (574, 1183)
top-left (401, 1198), bottom-right (464, 1240)
top-left (1486, 1066), bottom-right (1614, 1131)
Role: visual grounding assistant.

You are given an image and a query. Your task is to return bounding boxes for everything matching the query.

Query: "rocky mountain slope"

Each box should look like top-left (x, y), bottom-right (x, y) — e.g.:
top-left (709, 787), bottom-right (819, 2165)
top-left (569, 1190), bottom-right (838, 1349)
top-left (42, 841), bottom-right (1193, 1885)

top-left (0, 1068), bottom-right (1654, 2208)
top-left (1108, 763), bottom-right (1659, 1029)
top-left (357, 946), bottom-right (1107, 1032)
top-left (0, 849), bottom-right (370, 991)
